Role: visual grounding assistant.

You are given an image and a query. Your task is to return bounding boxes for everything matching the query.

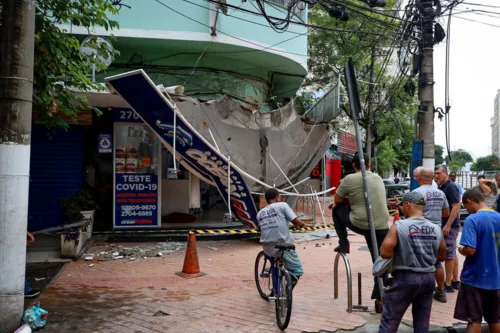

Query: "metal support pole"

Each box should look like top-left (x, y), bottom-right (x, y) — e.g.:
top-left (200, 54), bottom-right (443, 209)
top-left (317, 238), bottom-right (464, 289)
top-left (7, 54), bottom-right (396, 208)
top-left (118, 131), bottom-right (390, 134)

top-left (344, 59), bottom-right (385, 298)
top-left (0, 0), bottom-right (36, 331)
top-left (333, 252), bottom-right (353, 313)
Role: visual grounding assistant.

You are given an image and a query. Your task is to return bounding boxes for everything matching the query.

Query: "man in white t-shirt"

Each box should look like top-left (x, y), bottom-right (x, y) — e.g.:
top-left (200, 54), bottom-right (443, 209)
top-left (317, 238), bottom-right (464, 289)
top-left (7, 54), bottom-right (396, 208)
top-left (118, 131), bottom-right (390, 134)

top-left (412, 167), bottom-right (450, 303)
top-left (257, 188), bottom-right (306, 287)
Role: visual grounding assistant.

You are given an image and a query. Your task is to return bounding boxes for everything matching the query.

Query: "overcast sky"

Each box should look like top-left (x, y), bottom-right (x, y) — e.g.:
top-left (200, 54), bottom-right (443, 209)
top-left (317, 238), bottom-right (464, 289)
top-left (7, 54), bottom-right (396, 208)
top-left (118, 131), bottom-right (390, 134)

top-left (434, 1), bottom-right (500, 159)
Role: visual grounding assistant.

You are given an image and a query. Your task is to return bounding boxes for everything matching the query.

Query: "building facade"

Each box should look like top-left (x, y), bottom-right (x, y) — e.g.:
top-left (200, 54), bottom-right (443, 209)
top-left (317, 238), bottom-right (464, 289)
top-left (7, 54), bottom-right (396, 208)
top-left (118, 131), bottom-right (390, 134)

top-left (29, 0), bottom-right (325, 232)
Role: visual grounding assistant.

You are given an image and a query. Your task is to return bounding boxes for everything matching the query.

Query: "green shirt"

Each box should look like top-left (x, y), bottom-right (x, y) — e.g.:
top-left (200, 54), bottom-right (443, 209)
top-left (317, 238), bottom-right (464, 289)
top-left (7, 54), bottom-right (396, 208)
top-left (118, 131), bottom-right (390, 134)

top-left (336, 171), bottom-right (389, 230)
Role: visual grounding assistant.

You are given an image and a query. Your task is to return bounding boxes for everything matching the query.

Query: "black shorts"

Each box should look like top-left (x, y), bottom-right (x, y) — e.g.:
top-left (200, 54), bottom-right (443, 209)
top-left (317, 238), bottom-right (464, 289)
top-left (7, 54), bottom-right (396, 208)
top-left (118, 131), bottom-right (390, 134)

top-left (454, 283), bottom-right (500, 324)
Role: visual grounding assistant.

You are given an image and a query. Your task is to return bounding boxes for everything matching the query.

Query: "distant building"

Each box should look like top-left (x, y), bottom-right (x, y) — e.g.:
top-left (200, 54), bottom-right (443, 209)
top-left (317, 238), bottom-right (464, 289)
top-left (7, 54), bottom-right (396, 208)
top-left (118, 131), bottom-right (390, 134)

top-left (492, 90), bottom-right (500, 157)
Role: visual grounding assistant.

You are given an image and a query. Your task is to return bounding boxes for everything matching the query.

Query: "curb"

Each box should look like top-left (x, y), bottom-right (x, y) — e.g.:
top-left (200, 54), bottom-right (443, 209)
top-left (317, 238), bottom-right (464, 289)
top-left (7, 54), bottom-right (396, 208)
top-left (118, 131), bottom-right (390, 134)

top-left (304, 322), bottom-right (489, 333)
top-left (106, 231), bottom-right (260, 242)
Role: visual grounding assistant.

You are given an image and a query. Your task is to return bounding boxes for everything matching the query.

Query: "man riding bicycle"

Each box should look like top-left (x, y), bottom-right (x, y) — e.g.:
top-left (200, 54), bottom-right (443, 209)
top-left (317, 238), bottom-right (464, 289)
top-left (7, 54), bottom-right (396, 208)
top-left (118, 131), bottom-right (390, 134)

top-left (257, 188), bottom-right (306, 288)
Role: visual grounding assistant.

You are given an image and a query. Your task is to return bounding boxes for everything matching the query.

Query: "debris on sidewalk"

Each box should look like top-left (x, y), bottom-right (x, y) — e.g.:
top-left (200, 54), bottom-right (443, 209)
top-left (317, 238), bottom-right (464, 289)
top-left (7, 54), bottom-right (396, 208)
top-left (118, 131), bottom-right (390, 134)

top-left (83, 242), bottom-right (187, 261)
top-left (14, 324), bottom-right (31, 333)
top-left (23, 302), bottom-right (48, 331)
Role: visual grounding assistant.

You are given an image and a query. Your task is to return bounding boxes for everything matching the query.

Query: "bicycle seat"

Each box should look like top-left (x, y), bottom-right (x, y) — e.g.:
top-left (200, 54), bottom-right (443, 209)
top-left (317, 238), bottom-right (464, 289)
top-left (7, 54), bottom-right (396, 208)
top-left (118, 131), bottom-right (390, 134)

top-left (275, 243), bottom-right (295, 251)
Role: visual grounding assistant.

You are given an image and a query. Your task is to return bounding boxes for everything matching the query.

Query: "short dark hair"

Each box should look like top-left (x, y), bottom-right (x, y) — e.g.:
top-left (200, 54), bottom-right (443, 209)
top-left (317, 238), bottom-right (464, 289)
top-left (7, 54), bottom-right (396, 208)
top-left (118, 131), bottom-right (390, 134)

top-left (462, 187), bottom-right (485, 204)
top-left (352, 153), bottom-right (369, 169)
top-left (478, 175), bottom-right (485, 180)
top-left (265, 188), bottom-right (280, 203)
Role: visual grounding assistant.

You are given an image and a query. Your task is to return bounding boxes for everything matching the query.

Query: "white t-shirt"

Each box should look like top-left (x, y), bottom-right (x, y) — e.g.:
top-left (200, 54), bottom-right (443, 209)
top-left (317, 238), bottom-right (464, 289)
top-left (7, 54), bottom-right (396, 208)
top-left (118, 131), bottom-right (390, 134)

top-left (257, 202), bottom-right (296, 257)
top-left (413, 185), bottom-right (449, 225)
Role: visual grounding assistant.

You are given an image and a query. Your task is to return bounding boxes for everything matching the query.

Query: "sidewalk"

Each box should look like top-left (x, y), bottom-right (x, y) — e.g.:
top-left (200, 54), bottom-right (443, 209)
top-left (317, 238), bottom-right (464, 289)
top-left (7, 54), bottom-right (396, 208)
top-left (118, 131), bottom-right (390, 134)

top-left (31, 229), bottom-right (466, 333)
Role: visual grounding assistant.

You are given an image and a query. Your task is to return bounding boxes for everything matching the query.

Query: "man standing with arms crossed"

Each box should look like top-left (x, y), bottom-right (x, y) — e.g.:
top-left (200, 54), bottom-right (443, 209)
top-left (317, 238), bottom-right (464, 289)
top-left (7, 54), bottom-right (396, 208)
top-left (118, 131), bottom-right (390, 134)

top-left (434, 165), bottom-right (461, 300)
top-left (378, 191), bottom-right (446, 332)
top-left (411, 168), bottom-right (449, 302)
top-left (455, 188), bottom-right (500, 333)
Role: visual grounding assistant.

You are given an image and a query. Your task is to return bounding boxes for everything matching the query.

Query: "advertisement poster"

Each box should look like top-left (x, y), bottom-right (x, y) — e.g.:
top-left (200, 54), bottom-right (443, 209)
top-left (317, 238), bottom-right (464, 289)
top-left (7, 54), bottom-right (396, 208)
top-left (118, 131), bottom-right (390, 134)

top-left (113, 109), bottom-right (160, 228)
top-left (115, 173), bottom-right (158, 227)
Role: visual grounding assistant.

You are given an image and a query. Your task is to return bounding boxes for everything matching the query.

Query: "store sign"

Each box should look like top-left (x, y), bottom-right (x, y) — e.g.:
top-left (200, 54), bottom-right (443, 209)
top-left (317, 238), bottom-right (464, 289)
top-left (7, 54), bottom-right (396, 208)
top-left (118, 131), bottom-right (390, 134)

top-left (106, 70), bottom-right (259, 228)
top-left (115, 174), bottom-right (158, 226)
top-left (337, 131), bottom-right (357, 155)
top-left (98, 134), bottom-right (112, 153)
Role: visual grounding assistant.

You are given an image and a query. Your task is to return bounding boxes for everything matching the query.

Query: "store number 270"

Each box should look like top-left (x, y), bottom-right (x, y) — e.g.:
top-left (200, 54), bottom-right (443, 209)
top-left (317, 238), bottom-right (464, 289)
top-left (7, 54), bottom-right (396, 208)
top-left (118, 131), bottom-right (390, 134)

top-left (119, 110), bottom-right (140, 121)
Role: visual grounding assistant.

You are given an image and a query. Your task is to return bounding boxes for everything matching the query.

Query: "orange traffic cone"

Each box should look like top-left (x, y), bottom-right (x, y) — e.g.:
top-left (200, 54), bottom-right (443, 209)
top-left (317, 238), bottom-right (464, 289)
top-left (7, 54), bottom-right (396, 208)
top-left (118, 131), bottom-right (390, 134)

top-left (393, 211), bottom-right (400, 225)
top-left (176, 232), bottom-right (206, 279)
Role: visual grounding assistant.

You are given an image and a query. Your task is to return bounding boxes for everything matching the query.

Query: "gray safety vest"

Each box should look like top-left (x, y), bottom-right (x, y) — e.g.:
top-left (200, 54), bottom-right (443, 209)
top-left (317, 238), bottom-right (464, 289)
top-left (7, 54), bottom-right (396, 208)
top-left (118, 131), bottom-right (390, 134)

top-left (392, 216), bottom-right (442, 273)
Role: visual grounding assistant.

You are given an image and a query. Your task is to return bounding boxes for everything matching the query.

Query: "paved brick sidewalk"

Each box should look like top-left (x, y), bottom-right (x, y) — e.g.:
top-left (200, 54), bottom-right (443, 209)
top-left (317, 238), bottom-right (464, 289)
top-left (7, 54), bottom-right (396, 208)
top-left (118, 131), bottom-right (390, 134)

top-left (32, 230), bottom-right (465, 333)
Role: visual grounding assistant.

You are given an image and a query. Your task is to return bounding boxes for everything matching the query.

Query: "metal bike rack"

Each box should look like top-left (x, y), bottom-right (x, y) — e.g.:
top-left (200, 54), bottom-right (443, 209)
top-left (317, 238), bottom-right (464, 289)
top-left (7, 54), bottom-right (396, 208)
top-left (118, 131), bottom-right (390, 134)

top-left (333, 252), bottom-right (369, 313)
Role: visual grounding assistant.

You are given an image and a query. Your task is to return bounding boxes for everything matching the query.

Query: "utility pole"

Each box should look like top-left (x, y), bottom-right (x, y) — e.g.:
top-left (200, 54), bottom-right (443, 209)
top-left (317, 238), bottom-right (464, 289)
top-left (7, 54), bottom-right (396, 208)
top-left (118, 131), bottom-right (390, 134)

top-left (365, 45), bottom-right (376, 160)
top-left (418, 0), bottom-right (435, 169)
top-left (0, 1), bottom-right (36, 332)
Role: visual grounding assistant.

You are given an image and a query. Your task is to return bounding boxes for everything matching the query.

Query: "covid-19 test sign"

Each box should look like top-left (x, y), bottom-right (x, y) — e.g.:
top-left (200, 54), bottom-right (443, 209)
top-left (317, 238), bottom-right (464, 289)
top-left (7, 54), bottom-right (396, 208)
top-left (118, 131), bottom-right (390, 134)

top-left (114, 173), bottom-right (159, 227)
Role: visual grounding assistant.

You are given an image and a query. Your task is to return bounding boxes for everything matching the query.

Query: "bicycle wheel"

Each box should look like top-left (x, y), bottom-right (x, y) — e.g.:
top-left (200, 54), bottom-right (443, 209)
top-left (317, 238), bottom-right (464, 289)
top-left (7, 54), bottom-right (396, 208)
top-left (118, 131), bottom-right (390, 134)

top-left (254, 251), bottom-right (273, 301)
top-left (275, 269), bottom-right (293, 330)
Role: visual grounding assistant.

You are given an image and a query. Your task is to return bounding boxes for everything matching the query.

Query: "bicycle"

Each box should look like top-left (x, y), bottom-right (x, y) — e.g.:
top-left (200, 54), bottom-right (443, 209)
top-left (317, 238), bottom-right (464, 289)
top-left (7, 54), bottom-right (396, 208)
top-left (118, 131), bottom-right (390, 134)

top-left (254, 243), bottom-right (295, 330)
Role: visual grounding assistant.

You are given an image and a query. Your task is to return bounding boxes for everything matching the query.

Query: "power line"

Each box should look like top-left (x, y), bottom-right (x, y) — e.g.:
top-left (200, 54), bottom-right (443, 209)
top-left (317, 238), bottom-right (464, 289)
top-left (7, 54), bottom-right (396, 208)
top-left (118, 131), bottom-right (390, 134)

top-left (453, 15), bottom-right (500, 28)
top-left (201, 0), bottom-right (402, 36)
top-left (460, 2), bottom-right (500, 9)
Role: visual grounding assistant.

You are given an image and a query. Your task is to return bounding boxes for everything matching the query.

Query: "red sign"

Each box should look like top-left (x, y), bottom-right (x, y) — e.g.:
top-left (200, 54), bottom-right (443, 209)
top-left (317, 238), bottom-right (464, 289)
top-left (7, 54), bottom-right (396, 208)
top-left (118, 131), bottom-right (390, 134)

top-left (310, 163), bottom-right (322, 179)
top-left (337, 131), bottom-right (357, 155)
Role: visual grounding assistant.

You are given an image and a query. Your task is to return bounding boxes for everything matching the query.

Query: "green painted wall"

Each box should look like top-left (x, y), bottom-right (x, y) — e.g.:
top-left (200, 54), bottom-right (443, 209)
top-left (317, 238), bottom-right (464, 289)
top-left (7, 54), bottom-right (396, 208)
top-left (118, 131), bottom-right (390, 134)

top-left (88, 0), bottom-right (309, 109)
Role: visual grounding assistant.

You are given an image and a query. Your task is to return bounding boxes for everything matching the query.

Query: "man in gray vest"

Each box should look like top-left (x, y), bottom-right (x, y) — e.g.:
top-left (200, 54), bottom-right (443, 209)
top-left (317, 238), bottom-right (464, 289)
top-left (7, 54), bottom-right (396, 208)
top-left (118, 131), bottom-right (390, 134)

top-left (378, 191), bottom-right (446, 332)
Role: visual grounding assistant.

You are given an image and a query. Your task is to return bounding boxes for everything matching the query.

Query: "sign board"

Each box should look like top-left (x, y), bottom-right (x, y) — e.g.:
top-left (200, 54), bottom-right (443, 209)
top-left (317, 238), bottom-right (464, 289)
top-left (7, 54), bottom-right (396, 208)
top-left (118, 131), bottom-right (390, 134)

top-left (309, 162), bottom-right (322, 179)
top-left (98, 134), bottom-right (112, 153)
top-left (106, 70), bottom-right (259, 229)
top-left (113, 109), bottom-right (160, 228)
top-left (337, 131), bottom-right (357, 155)
top-left (115, 173), bottom-right (158, 227)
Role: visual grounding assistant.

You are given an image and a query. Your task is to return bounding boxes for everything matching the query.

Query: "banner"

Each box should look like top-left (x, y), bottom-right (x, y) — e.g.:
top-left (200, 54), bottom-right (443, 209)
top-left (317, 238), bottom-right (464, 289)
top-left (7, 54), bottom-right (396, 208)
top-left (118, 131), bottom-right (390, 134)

top-left (106, 70), bottom-right (259, 229)
top-left (115, 174), bottom-right (158, 227)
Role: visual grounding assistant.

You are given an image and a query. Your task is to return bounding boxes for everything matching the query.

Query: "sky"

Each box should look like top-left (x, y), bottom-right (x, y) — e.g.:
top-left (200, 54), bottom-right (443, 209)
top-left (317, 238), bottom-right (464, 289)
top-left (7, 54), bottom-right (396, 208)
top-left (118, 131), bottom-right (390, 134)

top-left (433, 0), bottom-right (500, 159)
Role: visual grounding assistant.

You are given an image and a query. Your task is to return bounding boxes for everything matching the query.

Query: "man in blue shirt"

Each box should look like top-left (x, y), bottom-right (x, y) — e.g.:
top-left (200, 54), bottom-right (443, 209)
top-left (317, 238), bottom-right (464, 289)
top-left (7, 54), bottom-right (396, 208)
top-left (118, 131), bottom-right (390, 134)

top-left (455, 188), bottom-right (500, 333)
top-left (449, 171), bottom-right (464, 197)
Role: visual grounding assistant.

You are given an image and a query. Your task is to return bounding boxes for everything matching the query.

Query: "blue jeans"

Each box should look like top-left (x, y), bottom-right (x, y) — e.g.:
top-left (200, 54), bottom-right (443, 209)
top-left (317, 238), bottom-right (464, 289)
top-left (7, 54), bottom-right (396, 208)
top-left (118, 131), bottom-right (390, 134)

top-left (379, 271), bottom-right (435, 333)
top-left (25, 280), bottom-right (31, 294)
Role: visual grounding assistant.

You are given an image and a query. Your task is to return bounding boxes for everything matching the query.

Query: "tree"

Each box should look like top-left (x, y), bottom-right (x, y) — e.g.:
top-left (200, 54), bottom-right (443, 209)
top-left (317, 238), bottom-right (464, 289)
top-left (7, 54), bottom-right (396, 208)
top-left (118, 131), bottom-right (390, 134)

top-left (435, 145), bottom-right (444, 165)
top-left (445, 149), bottom-right (473, 171)
top-left (306, 1), bottom-right (414, 175)
top-left (471, 155), bottom-right (500, 171)
top-left (11, 0), bottom-right (120, 129)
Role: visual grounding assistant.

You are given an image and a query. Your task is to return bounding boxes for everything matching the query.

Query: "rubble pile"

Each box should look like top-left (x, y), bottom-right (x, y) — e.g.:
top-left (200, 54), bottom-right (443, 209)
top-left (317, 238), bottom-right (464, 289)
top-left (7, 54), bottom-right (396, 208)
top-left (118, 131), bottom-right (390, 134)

top-left (84, 242), bottom-right (187, 261)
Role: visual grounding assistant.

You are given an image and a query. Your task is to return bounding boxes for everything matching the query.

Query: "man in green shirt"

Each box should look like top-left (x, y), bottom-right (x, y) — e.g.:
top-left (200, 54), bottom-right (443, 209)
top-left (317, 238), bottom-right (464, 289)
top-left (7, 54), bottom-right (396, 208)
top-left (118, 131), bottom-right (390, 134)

top-left (332, 153), bottom-right (390, 313)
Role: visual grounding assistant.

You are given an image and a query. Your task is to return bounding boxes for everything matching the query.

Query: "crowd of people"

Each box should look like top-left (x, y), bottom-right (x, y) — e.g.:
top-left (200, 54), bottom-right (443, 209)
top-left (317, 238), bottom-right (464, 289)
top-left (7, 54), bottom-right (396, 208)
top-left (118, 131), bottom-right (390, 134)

top-left (257, 154), bottom-right (500, 333)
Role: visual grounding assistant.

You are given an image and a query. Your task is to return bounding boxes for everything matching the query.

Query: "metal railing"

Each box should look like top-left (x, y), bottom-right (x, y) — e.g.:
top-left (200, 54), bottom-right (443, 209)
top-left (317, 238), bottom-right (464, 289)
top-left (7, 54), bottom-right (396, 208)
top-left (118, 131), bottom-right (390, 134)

top-left (456, 171), bottom-right (498, 190)
top-left (333, 252), bottom-right (368, 313)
